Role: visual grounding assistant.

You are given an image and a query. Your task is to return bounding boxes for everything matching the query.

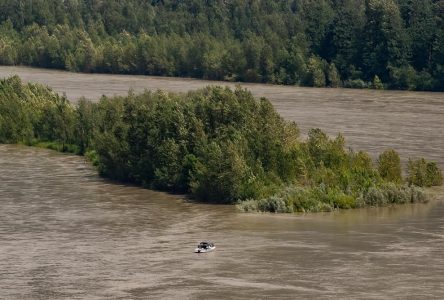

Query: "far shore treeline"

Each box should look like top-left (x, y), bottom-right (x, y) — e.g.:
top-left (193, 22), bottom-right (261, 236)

top-left (0, 76), bottom-right (442, 212)
top-left (0, 0), bottom-right (444, 91)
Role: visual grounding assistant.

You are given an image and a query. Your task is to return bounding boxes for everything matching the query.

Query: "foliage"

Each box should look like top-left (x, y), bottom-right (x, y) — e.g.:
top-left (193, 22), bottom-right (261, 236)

top-left (356, 184), bottom-right (427, 207)
top-left (304, 55), bottom-right (326, 87)
top-left (372, 75), bottom-right (384, 90)
top-left (0, 77), bottom-right (441, 212)
top-left (377, 149), bottom-right (402, 183)
top-left (0, 75), bottom-right (75, 146)
top-left (343, 79), bottom-right (368, 89)
top-left (238, 183), bottom-right (427, 213)
top-left (0, 0), bottom-right (443, 90)
top-left (327, 63), bottom-right (341, 88)
top-left (407, 158), bottom-right (443, 187)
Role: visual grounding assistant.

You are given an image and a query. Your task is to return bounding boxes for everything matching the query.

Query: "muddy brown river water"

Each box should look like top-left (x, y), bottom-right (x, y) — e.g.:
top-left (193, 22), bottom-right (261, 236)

top-left (1, 66), bottom-right (444, 299)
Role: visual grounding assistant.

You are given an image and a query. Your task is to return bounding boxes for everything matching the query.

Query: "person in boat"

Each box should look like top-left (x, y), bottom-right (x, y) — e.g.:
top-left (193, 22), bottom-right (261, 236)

top-left (195, 241), bottom-right (215, 253)
top-left (198, 242), bottom-right (212, 249)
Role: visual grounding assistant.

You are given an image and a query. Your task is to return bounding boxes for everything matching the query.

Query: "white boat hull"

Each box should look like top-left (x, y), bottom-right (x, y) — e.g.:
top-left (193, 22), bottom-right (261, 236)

top-left (194, 246), bottom-right (216, 253)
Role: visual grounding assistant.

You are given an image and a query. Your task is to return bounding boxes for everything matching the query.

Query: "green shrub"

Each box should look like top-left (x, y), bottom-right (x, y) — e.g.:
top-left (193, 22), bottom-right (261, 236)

top-left (362, 184), bottom-right (427, 207)
top-left (363, 186), bottom-right (388, 206)
top-left (238, 185), bottom-right (356, 213)
top-left (258, 196), bottom-right (292, 213)
top-left (85, 149), bottom-right (100, 166)
top-left (304, 56), bottom-right (327, 87)
top-left (372, 75), bottom-right (384, 90)
top-left (237, 198), bottom-right (260, 213)
top-left (33, 141), bottom-right (80, 154)
top-left (389, 65), bottom-right (417, 90)
top-left (343, 79), bottom-right (368, 89)
top-left (285, 186), bottom-right (328, 212)
top-left (237, 195), bottom-right (293, 213)
top-left (415, 71), bottom-right (435, 91)
top-left (383, 183), bottom-right (410, 204)
top-left (331, 192), bottom-right (356, 209)
top-left (377, 149), bottom-right (402, 183)
top-left (407, 158), bottom-right (443, 187)
top-left (327, 63), bottom-right (341, 87)
top-left (409, 185), bottom-right (428, 203)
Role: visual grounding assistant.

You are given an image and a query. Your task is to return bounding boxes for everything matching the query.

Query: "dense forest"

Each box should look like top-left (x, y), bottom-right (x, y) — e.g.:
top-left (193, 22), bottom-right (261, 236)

top-left (1, 76), bottom-right (442, 212)
top-left (0, 0), bottom-right (444, 91)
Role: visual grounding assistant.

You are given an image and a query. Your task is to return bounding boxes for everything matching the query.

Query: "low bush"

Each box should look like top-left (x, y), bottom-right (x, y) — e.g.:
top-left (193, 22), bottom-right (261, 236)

top-left (239, 183), bottom-right (428, 213)
top-left (343, 79), bottom-right (368, 89)
top-left (372, 75), bottom-right (384, 90)
top-left (360, 184), bottom-right (427, 207)
top-left (33, 141), bottom-right (81, 154)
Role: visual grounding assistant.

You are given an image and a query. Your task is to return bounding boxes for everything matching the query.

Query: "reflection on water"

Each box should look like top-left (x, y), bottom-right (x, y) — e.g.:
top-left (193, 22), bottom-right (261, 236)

top-left (1, 145), bottom-right (444, 299)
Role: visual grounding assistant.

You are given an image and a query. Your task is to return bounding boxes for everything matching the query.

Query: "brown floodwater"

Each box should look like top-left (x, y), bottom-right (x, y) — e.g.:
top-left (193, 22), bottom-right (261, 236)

top-left (1, 66), bottom-right (444, 299)
top-left (1, 145), bottom-right (444, 299)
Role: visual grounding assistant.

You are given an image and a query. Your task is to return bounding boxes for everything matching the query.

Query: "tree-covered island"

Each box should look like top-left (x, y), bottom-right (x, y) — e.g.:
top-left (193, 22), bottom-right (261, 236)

top-left (1, 76), bottom-right (442, 212)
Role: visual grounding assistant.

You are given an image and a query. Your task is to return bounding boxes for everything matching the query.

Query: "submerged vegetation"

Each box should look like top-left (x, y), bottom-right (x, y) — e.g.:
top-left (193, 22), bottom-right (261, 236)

top-left (0, 0), bottom-right (444, 91)
top-left (0, 76), bottom-right (442, 212)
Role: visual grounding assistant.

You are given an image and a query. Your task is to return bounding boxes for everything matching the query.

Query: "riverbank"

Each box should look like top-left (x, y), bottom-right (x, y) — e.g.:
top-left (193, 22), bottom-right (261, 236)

top-left (17, 139), bottom-right (437, 213)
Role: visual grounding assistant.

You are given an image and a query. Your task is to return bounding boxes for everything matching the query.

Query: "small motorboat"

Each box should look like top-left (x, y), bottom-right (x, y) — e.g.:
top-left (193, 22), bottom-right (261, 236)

top-left (194, 241), bottom-right (215, 253)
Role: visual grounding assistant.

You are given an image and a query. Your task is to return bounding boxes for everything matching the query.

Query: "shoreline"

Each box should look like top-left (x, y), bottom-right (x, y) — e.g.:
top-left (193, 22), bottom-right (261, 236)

top-left (6, 141), bottom-right (436, 214)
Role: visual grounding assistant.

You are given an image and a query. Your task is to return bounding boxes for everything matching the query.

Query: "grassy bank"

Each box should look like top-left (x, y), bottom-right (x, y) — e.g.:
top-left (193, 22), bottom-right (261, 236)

top-left (238, 184), bottom-right (428, 213)
top-left (1, 75), bottom-right (442, 212)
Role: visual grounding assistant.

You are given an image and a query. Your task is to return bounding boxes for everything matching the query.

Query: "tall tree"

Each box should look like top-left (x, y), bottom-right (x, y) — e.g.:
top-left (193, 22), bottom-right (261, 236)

top-left (405, 0), bottom-right (435, 71)
top-left (362, 0), bottom-right (409, 81)
top-left (330, 0), bottom-right (365, 77)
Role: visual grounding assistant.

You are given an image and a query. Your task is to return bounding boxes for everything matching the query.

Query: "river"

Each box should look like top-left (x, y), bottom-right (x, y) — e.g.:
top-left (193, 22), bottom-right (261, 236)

top-left (1, 67), bottom-right (444, 299)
